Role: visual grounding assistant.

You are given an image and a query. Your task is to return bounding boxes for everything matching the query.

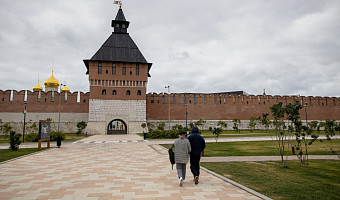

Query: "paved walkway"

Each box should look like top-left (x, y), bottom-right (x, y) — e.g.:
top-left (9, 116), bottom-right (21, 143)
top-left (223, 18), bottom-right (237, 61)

top-left (0, 135), bottom-right (264, 200)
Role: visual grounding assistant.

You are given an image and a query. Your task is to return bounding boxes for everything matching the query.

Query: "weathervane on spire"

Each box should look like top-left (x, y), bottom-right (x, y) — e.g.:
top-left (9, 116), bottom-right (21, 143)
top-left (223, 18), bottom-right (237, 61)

top-left (114, 1), bottom-right (122, 9)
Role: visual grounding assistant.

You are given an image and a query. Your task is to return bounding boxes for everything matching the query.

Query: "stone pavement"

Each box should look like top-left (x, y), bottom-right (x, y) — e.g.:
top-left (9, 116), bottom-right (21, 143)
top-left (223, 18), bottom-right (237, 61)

top-left (0, 135), bottom-right (264, 200)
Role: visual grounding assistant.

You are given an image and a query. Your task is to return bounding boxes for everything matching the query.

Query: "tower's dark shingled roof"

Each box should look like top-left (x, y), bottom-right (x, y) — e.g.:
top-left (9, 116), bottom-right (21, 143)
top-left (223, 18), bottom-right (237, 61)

top-left (83, 9), bottom-right (152, 76)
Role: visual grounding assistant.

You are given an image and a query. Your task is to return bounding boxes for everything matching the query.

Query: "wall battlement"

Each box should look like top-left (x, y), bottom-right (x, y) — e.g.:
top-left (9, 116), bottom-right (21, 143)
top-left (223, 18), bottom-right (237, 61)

top-left (146, 93), bottom-right (340, 121)
top-left (0, 90), bottom-right (89, 113)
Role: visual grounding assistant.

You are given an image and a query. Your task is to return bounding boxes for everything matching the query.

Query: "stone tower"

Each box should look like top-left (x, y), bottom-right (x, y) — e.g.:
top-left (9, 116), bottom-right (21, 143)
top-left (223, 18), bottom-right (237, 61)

top-left (83, 8), bottom-right (152, 135)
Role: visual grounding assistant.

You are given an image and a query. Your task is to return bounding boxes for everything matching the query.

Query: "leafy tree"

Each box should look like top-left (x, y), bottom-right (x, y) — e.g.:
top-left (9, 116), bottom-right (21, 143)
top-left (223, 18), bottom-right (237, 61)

top-left (146, 122), bottom-right (155, 132)
top-left (217, 120), bottom-right (228, 130)
top-left (157, 122), bottom-right (166, 130)
top-left (46, 118), bottom-right (53, 122)
top-left (309, 121), bottom-right (318, 131)
top-left (189, 122), bottom-right (195, 130)
top-left (248, 117), bottom-right (259, 132)
top-left (213, 127), bottom-right (222, 143)
top-left (260, 113), bottom-right (272, 133)
top-left (76, 121), bottom-right (87, 136)
top-left (172, 124), bottom-right (184, 131)
top-left (322, 119), bottom-right (339, 159)
top-left (195, 119), bottom-right (206, 132)
top-left (2, 122), bottom-right (13, 134)
top-left (270, 102), bottom-right (287, 167)
top-left (9, 131), bottom-right (21, 150)
top-left (232, 119), bottom-right (241, 132)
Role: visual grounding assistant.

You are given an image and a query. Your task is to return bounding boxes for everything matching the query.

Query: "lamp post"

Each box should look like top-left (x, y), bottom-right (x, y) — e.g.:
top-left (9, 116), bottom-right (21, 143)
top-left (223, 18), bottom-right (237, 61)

top-left (58, 84), bottom-right (64, 132)
top-left (165, 86), bottom-right (170, 130)
top-left (304, 102), bottom-right (308, 130)
top-left (23, 101), bottom-right (27, 143)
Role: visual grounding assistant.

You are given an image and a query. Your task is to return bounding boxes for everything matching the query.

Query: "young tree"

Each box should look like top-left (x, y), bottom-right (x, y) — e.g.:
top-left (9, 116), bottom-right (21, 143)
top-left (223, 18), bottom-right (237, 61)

top-left (76, 121), bottom-right (87, 136)
top-left (9, 131), bottom-right (21, 150)
top-left (213, 127), bottom-right (222, 143)
top-left (146, 122), bottom-right (155, 132)
top-left (2, 122), bottom-right (13, 135)
top-left (217, 120), bottom-right (228, 131)
top-left (157, 122), bottom-right (166, 130)
top-left (270, 102), bottom-right (287, 167)
top-left (232, 119), bottom-right (241, 133)
top-left (195, 119), bottom-right (206, 132)
top-left (322, 119), bottom-right (339, 159)
top-left (260, 113), bottom-right (272, 133)
top-left (248, 117), bottom-right (259, 132)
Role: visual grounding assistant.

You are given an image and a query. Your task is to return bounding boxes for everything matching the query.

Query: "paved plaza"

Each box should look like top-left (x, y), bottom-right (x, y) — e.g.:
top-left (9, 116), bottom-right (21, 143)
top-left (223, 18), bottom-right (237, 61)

top-left (0, 135), bottom-right (264, 200)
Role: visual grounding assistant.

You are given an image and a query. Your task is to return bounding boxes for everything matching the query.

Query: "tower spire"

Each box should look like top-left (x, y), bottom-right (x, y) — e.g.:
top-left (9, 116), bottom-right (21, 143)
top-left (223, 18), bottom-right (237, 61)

top-left (111, 1), bottom-right (129, 33)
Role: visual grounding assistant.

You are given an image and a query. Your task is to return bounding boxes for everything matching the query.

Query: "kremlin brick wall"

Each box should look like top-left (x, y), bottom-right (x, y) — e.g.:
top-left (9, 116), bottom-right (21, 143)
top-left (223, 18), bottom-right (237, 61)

top-left (1, 89), bottom-right (339, 133)
top-left (146, 93), bottom-right (340, 121)
top-left (0, 90), bottom-right (89, 113)
top-left (0, 90), bottom-right (89, 134)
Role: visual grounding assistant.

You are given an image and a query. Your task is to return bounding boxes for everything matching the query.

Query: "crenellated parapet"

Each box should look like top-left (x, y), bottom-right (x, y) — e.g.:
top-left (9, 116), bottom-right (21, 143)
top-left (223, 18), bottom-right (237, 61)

top-left (146, 93), bottom-right (340, 121)
top-left (0, 90), bottom-right (89, 113)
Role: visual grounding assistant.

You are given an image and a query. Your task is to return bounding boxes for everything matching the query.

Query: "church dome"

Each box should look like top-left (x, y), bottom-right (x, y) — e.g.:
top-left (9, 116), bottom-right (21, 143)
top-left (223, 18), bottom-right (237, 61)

top-left (61, 84), bottom-right (70, 92)
top-left (44, 71), bottom-right (60, 88)
top-left (33, 81), bottom-right (43, 92)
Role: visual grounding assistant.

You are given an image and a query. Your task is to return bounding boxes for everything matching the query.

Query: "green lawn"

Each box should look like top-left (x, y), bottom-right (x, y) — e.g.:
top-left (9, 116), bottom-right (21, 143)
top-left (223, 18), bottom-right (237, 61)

top-left (201, 160), bottom-right (340, 200)
top-left (0, 133), bottom-right (87, 143)
top-left (0, 148), bottom-right (47, 163)
top-left (162, 139), bottom-right (339, 156)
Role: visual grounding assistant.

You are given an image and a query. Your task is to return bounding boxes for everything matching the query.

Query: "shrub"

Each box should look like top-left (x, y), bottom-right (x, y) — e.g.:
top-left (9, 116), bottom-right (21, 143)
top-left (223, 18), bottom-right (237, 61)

top-left (76, 121), bottom-right (87, 136)
top-left (157, 122), bottom-right (166, 130)
top-left (146, 130), bottom-right (180, 139)
top-left (9, 131), bottom-right (21, 150)
top-left (50, 131), bottom-right (65, 141)
top-left (25, 132), bottom-right (39, 142)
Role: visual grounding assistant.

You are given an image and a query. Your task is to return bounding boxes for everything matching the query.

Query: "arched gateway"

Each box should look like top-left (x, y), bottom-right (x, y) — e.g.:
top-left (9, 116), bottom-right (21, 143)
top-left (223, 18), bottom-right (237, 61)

top-left (107, 119), bottom-right (127, 134)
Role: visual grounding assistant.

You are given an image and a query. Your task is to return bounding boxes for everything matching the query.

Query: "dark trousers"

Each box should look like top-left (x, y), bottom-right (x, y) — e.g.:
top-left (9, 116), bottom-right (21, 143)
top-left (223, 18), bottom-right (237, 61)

top-left (190, 154), bottom-right (201, 177)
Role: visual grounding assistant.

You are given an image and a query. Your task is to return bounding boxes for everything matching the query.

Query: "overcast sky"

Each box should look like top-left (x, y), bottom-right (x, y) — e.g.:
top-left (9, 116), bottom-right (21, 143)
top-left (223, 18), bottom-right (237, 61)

top-left (0, 0), bottom-right (339, 97)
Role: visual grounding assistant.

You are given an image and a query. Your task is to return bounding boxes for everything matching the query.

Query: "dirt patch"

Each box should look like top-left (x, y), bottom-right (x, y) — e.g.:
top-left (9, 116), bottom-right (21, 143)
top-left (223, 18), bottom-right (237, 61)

top-left (246, 162), bottom-right (267, 166)
top-left (223, 174), bottom-right (233, 178)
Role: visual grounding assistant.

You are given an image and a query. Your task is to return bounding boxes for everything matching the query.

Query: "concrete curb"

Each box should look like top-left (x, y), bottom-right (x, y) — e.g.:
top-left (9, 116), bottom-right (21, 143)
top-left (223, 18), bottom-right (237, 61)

top-left (200, 166), bottom-right (273, 200)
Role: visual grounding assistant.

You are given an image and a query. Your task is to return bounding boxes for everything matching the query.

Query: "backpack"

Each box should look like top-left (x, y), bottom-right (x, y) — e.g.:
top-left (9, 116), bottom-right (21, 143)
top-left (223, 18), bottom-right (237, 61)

top-left (168, 144), bottom-right (175, 169)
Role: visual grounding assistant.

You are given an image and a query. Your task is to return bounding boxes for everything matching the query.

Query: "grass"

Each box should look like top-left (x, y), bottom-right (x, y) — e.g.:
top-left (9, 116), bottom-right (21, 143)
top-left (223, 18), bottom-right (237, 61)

top-left (0, 133), bottom-right (87, 143)
top-left (200, 130), bottom-right (329, 138)
top-left (201, 160), bottom-right (340, 200)
top-left (0, 148), bottom-right (47, 163)
top-left (162, 139), bottom-right (340, 156)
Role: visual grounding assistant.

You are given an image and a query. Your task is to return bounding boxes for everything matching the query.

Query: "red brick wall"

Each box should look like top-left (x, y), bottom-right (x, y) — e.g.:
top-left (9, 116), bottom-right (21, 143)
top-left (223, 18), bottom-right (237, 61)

top-left (146, 93), bottom-right (340, 121)
top-left (0, 90), bottom-right (89, 113)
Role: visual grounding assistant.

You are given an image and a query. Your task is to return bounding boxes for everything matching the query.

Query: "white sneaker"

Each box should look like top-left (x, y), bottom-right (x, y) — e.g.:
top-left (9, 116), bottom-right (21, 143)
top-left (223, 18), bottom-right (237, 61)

top-left (179, 177), bottom-right (183, 187)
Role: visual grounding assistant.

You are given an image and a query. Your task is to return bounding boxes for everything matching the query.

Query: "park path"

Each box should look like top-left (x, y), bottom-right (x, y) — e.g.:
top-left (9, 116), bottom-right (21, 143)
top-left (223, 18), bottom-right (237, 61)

top-left (0, 135), bottom-right (265, 200)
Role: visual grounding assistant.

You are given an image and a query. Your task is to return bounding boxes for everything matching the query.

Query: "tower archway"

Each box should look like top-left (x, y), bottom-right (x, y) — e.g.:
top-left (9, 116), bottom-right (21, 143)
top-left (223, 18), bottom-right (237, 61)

top-left (107, 119), bottom-right (127, 134)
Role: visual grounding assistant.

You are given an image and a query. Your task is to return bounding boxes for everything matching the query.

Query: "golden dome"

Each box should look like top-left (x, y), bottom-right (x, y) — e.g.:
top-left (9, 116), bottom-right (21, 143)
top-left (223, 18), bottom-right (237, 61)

top-left (44, 71), bottom-right (60, 88)
top-left (61, 84), bottom-right (70, 92)
top-left (33, 81), bottom-right (43, 92)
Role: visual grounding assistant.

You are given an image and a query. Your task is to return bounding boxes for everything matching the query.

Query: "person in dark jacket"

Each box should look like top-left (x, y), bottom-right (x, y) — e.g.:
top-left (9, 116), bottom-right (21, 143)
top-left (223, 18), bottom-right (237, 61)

top-left (187, 126), bottom-right (206, 184)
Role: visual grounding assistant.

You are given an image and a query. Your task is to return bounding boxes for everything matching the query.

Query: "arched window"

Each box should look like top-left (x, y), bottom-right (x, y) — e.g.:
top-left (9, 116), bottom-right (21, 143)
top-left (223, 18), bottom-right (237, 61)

top-left (102, 89), bottom-right (106, 95)
top-left (126, 90), bottom-right (130, 95)
top-left (137, 90), bottom-right (141, 96)
top-left (113, 90), bottom-right (117, 95)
